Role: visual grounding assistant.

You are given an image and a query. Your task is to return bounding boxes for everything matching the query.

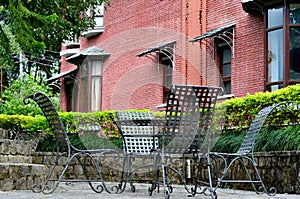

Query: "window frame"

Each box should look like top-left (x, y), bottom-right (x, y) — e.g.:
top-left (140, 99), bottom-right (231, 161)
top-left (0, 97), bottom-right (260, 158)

top-left (217, 43), bottom-right (232, 94)
top-left (159, 52), bottom-right (173, 102)
top-left (265, 1), bottom-right (300, 91)
top-left (76, 57), bottom-right (103, 112)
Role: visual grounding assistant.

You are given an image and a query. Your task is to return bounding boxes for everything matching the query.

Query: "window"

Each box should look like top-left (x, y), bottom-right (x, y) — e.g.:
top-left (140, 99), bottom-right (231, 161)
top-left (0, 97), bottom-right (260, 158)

top-left (160, 53), bottom-right (173, 101)
top-left (77, 59), bottom-right (103, 112)
top-left (86, 4), bottom-right (104, 27)
top-left (92, 4), bottom-right (104, 28)
top-left (219, 46), bottom-right (232, 94)
top-left (82, 4), bottom-right (105, 37)
top-left (266, 2), bottom-right (300, 91)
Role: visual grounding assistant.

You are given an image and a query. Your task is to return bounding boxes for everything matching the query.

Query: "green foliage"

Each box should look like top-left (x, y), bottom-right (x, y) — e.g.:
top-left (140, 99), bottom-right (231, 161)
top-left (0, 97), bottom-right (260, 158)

top-left (0, 75), bottom-right (57, 115)
top-left (0, 114), bottom-right (47, 138)
top-left (71, 110), bottom-right (119, 137)
top-left (6, 0), bottom-right (54, 51)
top-left (255, 125), bottom-right (300, 151)
top-left (0, 24), bottom-right (19, 69)
top-left (211, 85), bottom-right (300, 153)
top-left (0, 0), bottom-right (109, 54)
top-left (221, 85), bottom-right (300, 130)
top-left (212, 125), bottom-right (300, 153)
top-left (211, 131), bottom-right (244, 153)
top-left (0, 0), bottom-right (109, 92)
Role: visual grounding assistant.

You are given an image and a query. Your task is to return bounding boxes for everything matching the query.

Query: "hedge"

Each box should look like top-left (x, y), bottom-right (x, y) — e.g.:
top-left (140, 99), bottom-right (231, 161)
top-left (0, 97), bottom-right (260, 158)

top-left (0, 85), bottom-right (300, 152)
top-left (220, 84), bottom-right (300, 130)
top-left (0, 110), bottom-right (119, 139)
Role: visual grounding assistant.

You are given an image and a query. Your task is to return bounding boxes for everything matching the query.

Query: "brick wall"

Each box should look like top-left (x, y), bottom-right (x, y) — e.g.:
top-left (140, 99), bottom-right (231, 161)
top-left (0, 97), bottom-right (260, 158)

top-left (59, 0), bottom-right (269, 110)
top-left (60, 0), bottom-right (208, 111)
top-left (92, 0), bottom-right (184, 111)
top-left (205, 0), bottom-right (265, 97)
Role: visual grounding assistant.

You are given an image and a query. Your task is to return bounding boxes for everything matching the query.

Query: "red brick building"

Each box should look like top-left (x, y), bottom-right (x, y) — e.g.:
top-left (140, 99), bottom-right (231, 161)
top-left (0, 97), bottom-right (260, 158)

top-left (55, 0), bottom-right (300, 112)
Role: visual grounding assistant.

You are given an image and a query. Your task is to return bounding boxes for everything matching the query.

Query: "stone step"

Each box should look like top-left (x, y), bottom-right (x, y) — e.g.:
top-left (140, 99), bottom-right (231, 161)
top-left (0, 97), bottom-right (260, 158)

top-left (0, 139), bottom-right (33, 164)
top-left (0, 163), bottom-right (48, 191)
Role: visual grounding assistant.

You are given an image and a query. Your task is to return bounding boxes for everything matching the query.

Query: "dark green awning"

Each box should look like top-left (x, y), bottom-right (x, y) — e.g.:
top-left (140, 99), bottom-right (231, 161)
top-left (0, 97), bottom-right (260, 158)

top-left (242, 0), bottom-right (282, 15)
top-left (137, 41), bottom-right (176, 57)
top-left (46, 68), bottom-right (78, 82)
top-left (190, 24), bottom-right (235, 42)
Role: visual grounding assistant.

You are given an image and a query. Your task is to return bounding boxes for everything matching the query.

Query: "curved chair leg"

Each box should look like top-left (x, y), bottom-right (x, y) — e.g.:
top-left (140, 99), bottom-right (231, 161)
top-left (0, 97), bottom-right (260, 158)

top-left (215, 156), bottom-right (277, 197)
top-left (118, 153), bottom-right (136, 193)
top-left (247, 158), bottom-right (277, 196)
top-left (76, 155), bottom-right (105, 194)
top-left (32, 154), bottom-right (66, 194)
top-left (148, 152), bottom-right (161, 196)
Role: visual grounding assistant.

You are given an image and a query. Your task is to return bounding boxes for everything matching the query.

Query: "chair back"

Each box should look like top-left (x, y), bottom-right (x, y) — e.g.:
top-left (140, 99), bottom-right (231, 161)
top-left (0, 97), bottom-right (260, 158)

top-left (237, 102), bottom-right (298, 155)
top-left (24, 92), bottom-right (69, 152)
top-left (116, 111), bottom-right (158, 155)
top-left (162, 84), bottom-right (222, 154)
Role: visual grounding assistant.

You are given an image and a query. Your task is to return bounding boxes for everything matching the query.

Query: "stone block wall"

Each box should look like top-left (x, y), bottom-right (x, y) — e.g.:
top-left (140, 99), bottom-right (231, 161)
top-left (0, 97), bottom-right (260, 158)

top-left (186, 151), bottom-right (300, 194)
top-left (0, 130), bottom-right (299, 194)
top-left (0, 136), bottom-right (48, 191)
top-left (0, 139), bottom-right (33, 163)
top-left (29, 151), bottom-right (300, 194)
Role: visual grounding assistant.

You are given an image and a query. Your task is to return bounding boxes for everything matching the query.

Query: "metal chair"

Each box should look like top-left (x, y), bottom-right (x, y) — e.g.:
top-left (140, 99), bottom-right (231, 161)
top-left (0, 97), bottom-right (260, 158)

top-left (116, 111), bottom-right (158, 193)
top-left (23, 92), bottom-right (119, 194)
top-left (200, 102), bottom-right (298, 198)
top-left (156, 84), bottom-right (222, 199)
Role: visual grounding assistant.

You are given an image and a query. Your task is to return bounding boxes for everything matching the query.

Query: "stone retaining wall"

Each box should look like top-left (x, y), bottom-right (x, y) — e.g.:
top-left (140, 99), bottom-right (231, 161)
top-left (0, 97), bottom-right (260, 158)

top-left (0, 138), bottom-right (48, 191)
top-left (29, 151), bottom-right (300, 194)
top-left (0, 133), bottom-right (299, 193)
top-left (188, 151), bottom-right (300, 194)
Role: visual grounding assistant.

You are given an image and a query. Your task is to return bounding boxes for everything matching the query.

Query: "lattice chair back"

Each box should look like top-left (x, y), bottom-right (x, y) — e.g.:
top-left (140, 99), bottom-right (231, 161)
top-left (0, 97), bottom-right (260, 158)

top-left (163, 84), bottom-right (222, 154)
top-left (237, 101), bottom-right (296, 155)
top-left (116, 111), bottom-right (157, 155)
top-left (24, 92), bottom-right (69, 152)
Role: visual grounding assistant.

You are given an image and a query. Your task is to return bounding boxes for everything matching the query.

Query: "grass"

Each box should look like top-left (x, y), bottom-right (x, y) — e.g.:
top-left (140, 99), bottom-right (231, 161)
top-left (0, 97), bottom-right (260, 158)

top-left (211, 124), bottom-right (300, 153)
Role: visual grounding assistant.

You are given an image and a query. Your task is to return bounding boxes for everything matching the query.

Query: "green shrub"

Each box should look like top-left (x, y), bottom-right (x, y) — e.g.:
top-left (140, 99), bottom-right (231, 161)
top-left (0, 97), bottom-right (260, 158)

top-left (221, 84), bottom-right (300, 130)
top-left (0, 75), bottom-right (58, 116)
top-left (255, 125), bottom-right (300, 151)
top-left (2, 84), bottom-right (300, 152)
top-left (0, 114), bottom-right (48, 138)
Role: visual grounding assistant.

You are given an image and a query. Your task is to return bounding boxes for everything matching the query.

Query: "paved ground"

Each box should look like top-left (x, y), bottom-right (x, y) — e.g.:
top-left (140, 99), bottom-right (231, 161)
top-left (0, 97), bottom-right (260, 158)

top-left (0, 183), bottom-right (299, 199)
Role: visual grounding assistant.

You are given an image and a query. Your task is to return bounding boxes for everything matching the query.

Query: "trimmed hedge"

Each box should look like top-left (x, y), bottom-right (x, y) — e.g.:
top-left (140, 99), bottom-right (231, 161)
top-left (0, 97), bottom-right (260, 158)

top-left (0, 111), bottom-right (119, 138)
top-left (1, 85), bottom-right (300, 152)
top-left (220, 84), bottom-right (300, 130)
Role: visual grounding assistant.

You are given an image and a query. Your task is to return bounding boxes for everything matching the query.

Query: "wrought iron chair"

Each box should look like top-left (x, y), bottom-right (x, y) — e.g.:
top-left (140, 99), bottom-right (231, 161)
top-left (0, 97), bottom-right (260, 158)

top-left (116, 85), bottom-right (222, 199)
top-left (200, 101), bottom-right (298, 198)
top-left (155, 84), bottom-right (222, 199)
top-left (116, 111), bottom-right (158, 193)
top-left (23, 92), bottom-right (119, 194)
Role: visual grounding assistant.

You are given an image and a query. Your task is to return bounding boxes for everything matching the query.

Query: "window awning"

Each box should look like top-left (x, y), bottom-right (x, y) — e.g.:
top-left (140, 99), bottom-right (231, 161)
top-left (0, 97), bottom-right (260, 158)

top-left (66, 46), bottom-right (110, 65)
top-left (137, 40), bottom-right (176, 57)
top-left (46, 68), bottom-right (78, 82)
top-left (242, 0), bottom-right (263, 15)
top-left (136, 41), bottom-right (176, 73)
top-left (242, 0), bottom-right (282, 15)
top-left (190, 24), bottom-right (235, 58)
top-left (190, 24), bottom-right (235, 42)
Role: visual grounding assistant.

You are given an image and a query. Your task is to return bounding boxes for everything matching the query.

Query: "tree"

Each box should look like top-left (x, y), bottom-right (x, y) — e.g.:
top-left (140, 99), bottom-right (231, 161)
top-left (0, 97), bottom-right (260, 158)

top-left (0, 74), bottom-right (56, 115)
top-left (0, 0), bottom-right (108, 53)
top-left (0, 23), bottom-right (20, 88)
top-left (0, 0), bottom-right (108, 91)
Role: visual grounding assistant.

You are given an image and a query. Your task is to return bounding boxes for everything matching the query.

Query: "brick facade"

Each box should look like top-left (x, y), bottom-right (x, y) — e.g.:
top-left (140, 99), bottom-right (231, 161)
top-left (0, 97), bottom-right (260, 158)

top-left (59, 0), bottom-right (267, 111)
top-left (204, 0), bottom-right (265, 96)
